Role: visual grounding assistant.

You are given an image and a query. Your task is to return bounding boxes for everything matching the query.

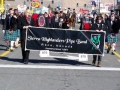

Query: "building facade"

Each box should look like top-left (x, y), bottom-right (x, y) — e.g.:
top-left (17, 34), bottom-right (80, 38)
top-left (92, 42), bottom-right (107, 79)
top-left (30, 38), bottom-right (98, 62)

top-left (5, 0), bottom-right (115, 12)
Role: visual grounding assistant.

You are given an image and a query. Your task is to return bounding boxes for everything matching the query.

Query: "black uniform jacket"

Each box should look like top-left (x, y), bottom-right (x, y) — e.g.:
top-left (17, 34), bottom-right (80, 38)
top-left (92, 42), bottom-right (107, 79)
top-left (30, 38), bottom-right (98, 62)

top-left (17, 16), bottom-right (35, 40)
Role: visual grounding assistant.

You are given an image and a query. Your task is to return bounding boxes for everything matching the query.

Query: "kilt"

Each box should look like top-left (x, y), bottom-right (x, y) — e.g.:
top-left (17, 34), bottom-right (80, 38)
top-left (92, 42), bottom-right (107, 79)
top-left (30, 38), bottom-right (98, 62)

top-left (17, 29), bottom-right (20, 37)
top-left (4, 30), bottom-right (17, 41)
top-left (107, 34), bottom-right (118, 42)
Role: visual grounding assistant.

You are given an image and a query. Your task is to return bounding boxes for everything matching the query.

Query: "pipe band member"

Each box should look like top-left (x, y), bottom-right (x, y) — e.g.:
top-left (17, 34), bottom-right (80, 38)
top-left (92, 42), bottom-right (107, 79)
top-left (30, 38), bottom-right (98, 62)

top-left (91, 16), bottom-right (107, 67)
top-left (18, 10), bottom-right (35, 64)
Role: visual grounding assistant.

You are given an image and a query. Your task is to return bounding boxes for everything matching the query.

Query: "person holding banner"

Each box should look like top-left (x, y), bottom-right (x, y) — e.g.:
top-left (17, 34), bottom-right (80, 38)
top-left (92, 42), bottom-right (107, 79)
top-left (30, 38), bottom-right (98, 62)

top-left (91, 16), bottom-right (107, 67)
top-left (18, 10), bottom-right (35, 64)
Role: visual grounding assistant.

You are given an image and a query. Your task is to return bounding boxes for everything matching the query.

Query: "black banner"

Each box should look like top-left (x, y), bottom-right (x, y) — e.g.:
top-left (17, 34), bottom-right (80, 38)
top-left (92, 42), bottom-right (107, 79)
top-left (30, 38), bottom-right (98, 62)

top-left (26, 27), bottom-right (105, 55)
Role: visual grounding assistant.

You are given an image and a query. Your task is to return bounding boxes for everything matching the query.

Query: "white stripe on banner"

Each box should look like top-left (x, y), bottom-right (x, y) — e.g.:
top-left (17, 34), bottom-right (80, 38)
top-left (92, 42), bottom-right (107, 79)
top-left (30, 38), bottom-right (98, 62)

top-left (0, 65), bottom-right (120, 71)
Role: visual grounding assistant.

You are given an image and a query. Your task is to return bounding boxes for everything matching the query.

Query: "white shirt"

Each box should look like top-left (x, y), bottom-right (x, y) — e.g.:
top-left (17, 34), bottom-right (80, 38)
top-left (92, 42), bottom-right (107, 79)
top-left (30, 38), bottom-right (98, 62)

top-left (111, 20), bottom-right (113, 25)
top-left (1, 14), bottom-right (6, 19)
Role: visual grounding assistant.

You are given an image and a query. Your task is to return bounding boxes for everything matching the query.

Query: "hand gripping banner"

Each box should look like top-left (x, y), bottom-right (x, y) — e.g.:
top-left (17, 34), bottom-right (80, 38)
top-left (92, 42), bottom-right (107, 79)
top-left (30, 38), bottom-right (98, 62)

top-left (25, 27), bottom-right (105, 55)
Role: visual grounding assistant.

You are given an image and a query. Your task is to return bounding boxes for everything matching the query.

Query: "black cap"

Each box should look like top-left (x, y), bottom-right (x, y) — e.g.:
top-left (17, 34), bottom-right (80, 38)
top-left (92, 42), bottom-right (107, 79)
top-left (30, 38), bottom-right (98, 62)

top-left (60, 11), bottom-right (63, 13)
top-left (111, 10), bottom-right (114, 12)
top-left (44, 12), bottom-right (47, 14)
top-left (9, 8), bottom-right (13, 11)
top-left (14, 9), bottom-right (18, 11)
top-left (93, 12), bottom-right (97, 16)
top-left (97, 15), bottom-right (103, 20)
top-left (54, 12), bottom-right (58, 14)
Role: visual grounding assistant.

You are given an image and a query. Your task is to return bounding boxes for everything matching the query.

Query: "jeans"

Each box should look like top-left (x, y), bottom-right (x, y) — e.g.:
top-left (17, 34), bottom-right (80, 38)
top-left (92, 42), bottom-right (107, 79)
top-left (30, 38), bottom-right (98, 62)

top-left (49, 23), bottom-right (52, 28)
top-left (21, 40), bottom-right (30, 60)
top-left (93, 55), bottom-right (102, 61)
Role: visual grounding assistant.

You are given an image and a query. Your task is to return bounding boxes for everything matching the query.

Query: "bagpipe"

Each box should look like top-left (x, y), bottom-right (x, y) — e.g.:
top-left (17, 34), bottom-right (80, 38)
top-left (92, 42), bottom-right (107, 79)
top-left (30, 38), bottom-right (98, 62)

top-left (32, 13), bottom-right (46, 27)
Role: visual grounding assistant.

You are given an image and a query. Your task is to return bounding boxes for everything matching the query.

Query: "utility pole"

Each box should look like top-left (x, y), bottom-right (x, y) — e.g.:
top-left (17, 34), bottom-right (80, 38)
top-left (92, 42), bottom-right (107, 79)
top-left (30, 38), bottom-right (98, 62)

top-left (114, 0), bottom-right (116, 10)
top-left (98, 0), bottom-right (100, 14)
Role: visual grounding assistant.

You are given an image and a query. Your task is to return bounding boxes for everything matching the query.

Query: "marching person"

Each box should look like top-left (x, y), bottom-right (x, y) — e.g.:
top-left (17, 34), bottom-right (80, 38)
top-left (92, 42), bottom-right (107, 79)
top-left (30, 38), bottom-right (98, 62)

top-left (18, 10), bottom-right (35, 64)
top-left (91, 16), bottom-right (107, 67)
top-left (64, 12), bottom-right (70, 29)
top-left (2, 8), bottom-right (18, 51)
top-left (61, 13), bottom-right (68, 29)
top-left (44, 12), bottom-right (49, 27)
top-left (1, 12), bottom-right (6, 26)
top-left (52, 12), bottom-right (60, 28)
top-left (101, 13), bottom-right (110, 43)
top-left (107, 15), bottom-right (120, 54)
top-left (13, 9), bottom-right (20, 48)
top-left (68, 13), bottom-right (76, 29)
top-left (79, 13), bottom-right (91, 30)
top-left (48, 9), bottom-right (53, 28)
top-left (91, 13), bottom-right (97, 26)
top-left (59, 11), bottom-right (64, 28)
top-left (0, 12), bottom-right (1, 23)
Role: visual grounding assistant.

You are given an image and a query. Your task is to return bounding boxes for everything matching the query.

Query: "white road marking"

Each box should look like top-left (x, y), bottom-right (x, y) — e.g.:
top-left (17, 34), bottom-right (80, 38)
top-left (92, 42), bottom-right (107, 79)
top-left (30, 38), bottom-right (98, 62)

top-left (0, 64), bottom-right (120, 71)
top-left (41, 55), bottom-right (79, 60)
top-left (40, 55), bottom-right (88, 61)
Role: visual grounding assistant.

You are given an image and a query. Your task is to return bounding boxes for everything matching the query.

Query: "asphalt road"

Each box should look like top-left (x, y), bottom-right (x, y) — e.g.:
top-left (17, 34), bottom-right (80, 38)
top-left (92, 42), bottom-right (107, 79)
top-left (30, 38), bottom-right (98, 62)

top-left (0, 24), bottom-right (120, 90)
top-left (0, 24), bottom-right (6, 54)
